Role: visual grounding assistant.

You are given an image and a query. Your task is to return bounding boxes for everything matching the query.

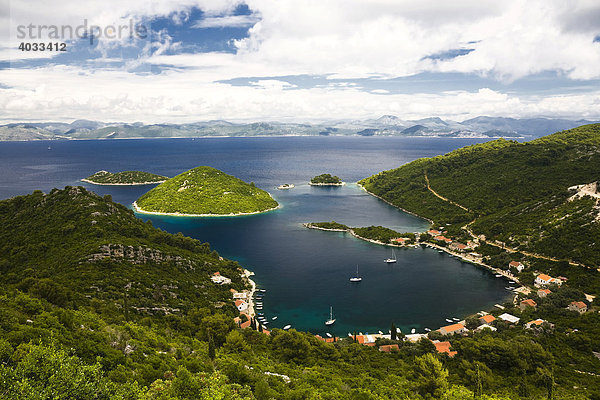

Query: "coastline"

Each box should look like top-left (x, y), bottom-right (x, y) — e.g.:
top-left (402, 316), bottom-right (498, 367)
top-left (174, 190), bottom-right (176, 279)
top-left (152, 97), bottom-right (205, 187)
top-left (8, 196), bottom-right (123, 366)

top-left (309, 182), bottom-right (345, 186)
top-left (243, 269), bottom-right (257, 317)
top-left (132, 201), bottom-right (282, 218)
top-left (81, 179), bottom-right (166, 186)
top-left (356, 183), bottom-right (434, 224)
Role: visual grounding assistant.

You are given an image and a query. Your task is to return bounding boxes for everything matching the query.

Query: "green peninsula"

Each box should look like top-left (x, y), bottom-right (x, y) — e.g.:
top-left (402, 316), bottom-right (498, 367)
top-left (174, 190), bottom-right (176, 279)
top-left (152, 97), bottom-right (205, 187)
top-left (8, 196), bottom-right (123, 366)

top-left (310, 173), bottom-right (343, 185)
top-left (135, 166), bottom-right (279, 216)
top-left (82, 170), bottom-right (167, 185)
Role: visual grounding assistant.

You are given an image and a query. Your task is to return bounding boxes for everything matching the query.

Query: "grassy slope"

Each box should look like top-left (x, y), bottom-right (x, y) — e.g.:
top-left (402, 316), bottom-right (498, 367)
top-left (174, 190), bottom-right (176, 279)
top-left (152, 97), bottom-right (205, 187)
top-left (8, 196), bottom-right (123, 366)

top-left (359, 124), bottom-right (600, 265)
top-left (85, 170), bottom-right (167, 184)
top-left (136, 166), bottom-right (278, 215)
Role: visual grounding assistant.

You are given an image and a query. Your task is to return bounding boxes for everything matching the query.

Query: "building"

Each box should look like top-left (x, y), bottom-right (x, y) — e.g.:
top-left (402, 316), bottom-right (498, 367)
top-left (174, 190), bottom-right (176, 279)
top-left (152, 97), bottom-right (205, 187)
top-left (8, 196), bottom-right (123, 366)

top-left (537, 289), bottom-right (551, 298)
top-left (433, 341), bottom-right (457, 357)
top-left (509, 261), bottom-right (525, 272)
top-left (391, 237), bottom-right (408, 244)
top-left (378, 344), bottom-right (399, 353)
top-left (449, 242), bottom-right (468, 252)
top-left (234, 299), bottom-right (249, 313)
top-left (428, 229), bottom-right (441, 236)
top-left (525, 319), bottom-right (553, 329)
top-left (211, 272), bottom-right (232, 285)
top-left (434, 235), bottom-right (453, 244)
top-left (535, 273), bottom-right (561, 287)
top-left (498, 313), bottom-right (520, 324)
top-left (476, 324), bottom-right (497, 332)
top-left (520, 299), bottom-right (537, 311)
top-left (479, 314), bottom-right (496, 324)
top-left (439, 323), bottom-right (467, 336)
top-left (355, 335), bottom-right (377, 346)
top-left (568, 301), bottom-right (588, 314)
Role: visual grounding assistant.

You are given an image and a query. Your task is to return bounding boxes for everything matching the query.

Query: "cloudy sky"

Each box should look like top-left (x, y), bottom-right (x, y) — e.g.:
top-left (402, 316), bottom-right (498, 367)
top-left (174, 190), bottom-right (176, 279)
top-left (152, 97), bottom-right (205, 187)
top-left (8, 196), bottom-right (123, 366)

top-left (1, 0), bottom-right (600, 123)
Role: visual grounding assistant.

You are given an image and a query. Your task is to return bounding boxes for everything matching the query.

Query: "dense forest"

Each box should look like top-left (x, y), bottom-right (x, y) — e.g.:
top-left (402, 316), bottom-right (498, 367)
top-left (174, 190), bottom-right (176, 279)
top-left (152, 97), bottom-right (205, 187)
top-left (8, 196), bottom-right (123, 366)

top-left (83, 170), bottom-right (168, 185)
top-left (359, 124), bottom-right (600, 267)
top-left (0, 187), bottom-right (599, 399)
top-left (136, 166), bottom-right (279, 215)
top-left (310, 174), bottom-right (343, 185)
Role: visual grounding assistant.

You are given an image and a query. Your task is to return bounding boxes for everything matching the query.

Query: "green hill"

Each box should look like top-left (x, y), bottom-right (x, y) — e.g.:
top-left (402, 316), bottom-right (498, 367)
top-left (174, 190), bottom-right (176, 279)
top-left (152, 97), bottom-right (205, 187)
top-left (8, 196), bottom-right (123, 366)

top-left (0, 188), bottom-right (599, 399)
top-left (359, 124), bottom-right (600, 266)
top-left (310, 173), bottom-right (343, 185)
top-left (135, 166), bottom-right (279, 216)
top-left (82, 170), bottom-right (167, 185)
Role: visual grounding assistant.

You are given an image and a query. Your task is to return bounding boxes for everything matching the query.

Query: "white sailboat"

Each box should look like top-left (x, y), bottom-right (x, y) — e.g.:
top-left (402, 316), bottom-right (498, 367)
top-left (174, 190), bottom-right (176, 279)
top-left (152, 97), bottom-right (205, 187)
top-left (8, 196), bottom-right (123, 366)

top-left (325, 306), bottom-right (336, 325)
top-left (384, 248), bottom-right (397, 263)
top-left (350, 265), bottom-right (362, 282)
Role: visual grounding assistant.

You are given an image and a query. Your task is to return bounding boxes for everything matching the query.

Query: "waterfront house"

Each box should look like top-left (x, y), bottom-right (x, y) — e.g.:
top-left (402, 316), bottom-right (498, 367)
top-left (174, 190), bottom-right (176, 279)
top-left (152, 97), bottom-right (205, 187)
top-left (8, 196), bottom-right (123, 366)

top-left (520, 299), bottom-right (537, 311)
top-left (449, 242), bottom-right (468, 252)
top-left (498, 313), bottom-right (520, 324)
top-left (439, 323), bottom-right (466, 336)
top-left (434, 235), bottom-right (453, 244)
top-left (428, 229), bottom-right (441, 236)
top-left (525, 319), bottom-right (553, 329)
top-left (391, 237), bottom-right (408, 244)
top-left (568, 301), bottom-right (587, 314)
top-left (479, 314), bottom-right (496, 324)
top-left (235, 299), bottom-right (249, 313)
top-left (211, 272), bottom-right (232, 285)
top-left (378, 344), bottom-right (399, 353)
top-left (509, 261), bottom-right (525, 272)
top-left (356, 335), bottom-right (377, 346)
top-left (537, 289), bottom-right (552, 298)
top-left (476, 324), bottom-right (497, 332)
top-left (432, 341), bottom-right (457, 357)
top-left (535, 273), bottom-right (561, 287)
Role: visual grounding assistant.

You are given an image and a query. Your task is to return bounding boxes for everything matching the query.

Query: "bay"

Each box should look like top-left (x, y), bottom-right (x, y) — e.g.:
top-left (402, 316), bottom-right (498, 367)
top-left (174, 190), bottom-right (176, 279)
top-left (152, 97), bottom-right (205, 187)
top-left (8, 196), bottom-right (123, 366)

top-left (0, 136), bottom-right (511, 336)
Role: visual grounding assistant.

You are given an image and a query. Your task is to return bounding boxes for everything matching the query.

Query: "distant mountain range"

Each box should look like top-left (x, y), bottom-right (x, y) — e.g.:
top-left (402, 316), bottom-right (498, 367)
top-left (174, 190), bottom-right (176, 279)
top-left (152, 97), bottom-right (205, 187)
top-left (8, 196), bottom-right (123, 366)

top-left (0, 116), bottom-right (596, 141)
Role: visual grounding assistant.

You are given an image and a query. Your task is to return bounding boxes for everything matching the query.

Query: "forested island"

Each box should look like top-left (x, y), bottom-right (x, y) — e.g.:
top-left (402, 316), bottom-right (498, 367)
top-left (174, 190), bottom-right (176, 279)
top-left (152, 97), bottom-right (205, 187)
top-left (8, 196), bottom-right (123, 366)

top-left (82, 170), bottom-right (168, 185)
top-left (134, 166), bottom-right (279, 216)
top-left (305, 222), bottom-right (416, 245)
top-left (310, 173), bottom-right (344, 185)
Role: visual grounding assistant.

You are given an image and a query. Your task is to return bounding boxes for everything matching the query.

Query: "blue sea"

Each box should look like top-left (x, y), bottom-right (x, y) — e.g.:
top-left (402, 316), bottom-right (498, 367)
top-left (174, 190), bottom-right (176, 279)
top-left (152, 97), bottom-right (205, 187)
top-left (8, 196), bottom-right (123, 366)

top-left (0, 136), bottom-right (511, 336)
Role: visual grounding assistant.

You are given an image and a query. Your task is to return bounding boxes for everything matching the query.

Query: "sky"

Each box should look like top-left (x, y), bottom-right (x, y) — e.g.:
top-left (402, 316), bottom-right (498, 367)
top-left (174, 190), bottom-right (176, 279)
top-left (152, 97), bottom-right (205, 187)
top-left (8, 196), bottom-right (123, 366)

top-left (1, 0), bottom-right (599, 123)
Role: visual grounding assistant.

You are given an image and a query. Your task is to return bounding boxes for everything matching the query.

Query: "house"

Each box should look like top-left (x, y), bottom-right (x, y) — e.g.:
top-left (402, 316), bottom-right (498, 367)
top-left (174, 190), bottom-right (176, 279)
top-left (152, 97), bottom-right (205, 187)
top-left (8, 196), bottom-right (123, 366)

top-left (434, 235), bottom-right (453, 244)
top-left (476, 324), bottom-right (497, 332)
top-left (535, 273), bottom-right (561, 287)
top-left (378, 344), bottom-right (399, 353)
top-left (391, 238), bottom-right (408, 244)
top-left (509, 261), bottom-right (525, 272)
top-left (231, 291), bottom-right (247, 300)
top-left (233, 314), bottom-right (252, 329)
top-left (479, 314), bottom-right (496, 324)
top-left (498, 313), bottom-right (520, 324)
top-left (449, 242), bottom-right (468, 252)
top-left (568, 301), bottom-right (587, 314)
top-left (537, 289), bottom-right (552, 298)
top-left (428, 229), bottom-right (441, 236)
top-left (211, 272), bottom-right (232, 285)
top-left (525, 319), bottom-right (553, 329)
top-left (432, 341), bottom-right (457, 357)
top-left (234, 299), bottom-right (249, 313)
top-left (355, 335), bottom-right (377, 346)
top-left (520, 299), bottom-right (537, 311)
top-left (404, 333), bottom-right (428, 343)
top-left (439, 323), bottom-right (466, 336)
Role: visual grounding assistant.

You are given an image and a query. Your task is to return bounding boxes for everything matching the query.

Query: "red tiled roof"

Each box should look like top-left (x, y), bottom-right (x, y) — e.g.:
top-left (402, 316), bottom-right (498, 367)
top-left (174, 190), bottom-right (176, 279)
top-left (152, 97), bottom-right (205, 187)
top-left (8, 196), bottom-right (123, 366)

top-left (479, 315), bottom-right (496, 324)
top-left (378, 344), bottom-right (399, 353)
top-left (571, 301), bottom-right (587, 309)
top-left (509, 261), bottom-right (522, 267)
top-left (538, 289), bottom-right (551, 295)
top-left (240, 320), bottom-right (251, 329)
top-left (537, 273), bottom-right (552, 281)
top-left (434, 341), bottom-right (457, 357)
top-left (441, 323), bottom-right (464, 333)
top-left (234, 299), bottom-right (247, 307)
top-left (520, 299), bottom-right (537, 307)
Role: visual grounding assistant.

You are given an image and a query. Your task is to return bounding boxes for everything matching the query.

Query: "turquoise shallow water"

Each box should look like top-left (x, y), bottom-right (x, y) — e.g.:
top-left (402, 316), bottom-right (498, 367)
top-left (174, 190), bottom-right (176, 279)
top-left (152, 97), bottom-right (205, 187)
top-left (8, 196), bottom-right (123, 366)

top-left (0, 136), bottom-right (511, 336)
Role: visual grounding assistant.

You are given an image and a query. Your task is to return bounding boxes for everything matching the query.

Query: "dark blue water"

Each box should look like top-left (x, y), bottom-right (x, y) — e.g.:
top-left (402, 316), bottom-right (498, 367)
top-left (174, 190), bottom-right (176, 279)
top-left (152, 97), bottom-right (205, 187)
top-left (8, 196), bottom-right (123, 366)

top-left (0, 137), bottom-right (511, 336)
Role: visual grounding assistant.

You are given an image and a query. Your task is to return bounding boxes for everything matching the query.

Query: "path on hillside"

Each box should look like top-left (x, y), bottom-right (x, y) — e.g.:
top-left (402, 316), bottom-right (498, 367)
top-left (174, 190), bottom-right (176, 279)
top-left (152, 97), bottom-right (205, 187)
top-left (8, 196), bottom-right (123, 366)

top-left (424, 173), bottom-right (586, 268)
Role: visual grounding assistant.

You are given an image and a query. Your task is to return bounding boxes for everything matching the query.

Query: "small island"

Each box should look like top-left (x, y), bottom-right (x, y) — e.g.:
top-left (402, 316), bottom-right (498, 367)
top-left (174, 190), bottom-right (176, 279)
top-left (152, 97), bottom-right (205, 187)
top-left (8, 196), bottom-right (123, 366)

top-left (134, 166), bottom-right (279, 216)
top-left (82, 170), bottom-right (168, 185)
top-left (305, 222), bottom-right (416, 245)
top-left (309, 173), bottom-right (344, 186)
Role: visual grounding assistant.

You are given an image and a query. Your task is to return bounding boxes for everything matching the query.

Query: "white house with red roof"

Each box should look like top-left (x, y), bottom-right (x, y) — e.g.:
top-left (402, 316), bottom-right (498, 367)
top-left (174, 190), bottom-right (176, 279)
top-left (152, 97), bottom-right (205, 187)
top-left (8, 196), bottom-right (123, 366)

top-left (509, 261), bottom-right (525, 272)
top-left (535, 273), bottom-right (561, 287)
top-left (234, 299), bottom-right (249, 313)
top-left (568, 301), bottom-right (587, 314)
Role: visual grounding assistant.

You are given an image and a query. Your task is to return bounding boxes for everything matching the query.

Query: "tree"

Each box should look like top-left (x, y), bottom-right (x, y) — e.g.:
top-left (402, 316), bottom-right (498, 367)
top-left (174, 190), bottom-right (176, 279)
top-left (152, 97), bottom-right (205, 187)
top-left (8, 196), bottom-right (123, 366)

top-left (412, 353), bottom-right (449, 399)
top-left (474, 364), bottom-right (483, 399)
top-left (207, 330), bottom-right (216, 361)
top-left (391, 323), bottom-right (397, 340)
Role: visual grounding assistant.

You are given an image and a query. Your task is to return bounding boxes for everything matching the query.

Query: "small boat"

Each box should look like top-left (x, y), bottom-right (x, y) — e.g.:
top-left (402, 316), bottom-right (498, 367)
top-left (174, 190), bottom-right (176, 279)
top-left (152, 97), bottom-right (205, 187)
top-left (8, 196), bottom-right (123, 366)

top-left (495, 274), bottom-right (503, 277)
top-left (47, 146), bottom-right (52, 150)
top-left (509, 281), bottom-right (516, 284)
top-left (384, 248), bottom-right (397, 263)
top-left (350, 265), bottom-right (362, 282)
top-left (283, 325), bottom-right (291, 330)
top-left (262, 321), bottom-right (269, 325)
top-left (348, 333), bottom-right (353, 337)
top-left (445, 318), bottom-right (453, 323)
top-left (452, 318), bottom-right (460, 322)
top-left (272, 316), bottom-right (278, 320)
top-left (260, 289), bottom-right (266, 292)
top-left (277, 183), bottom-right (295, 190)
top-left (325, 306), bottom-right (336, 326)
top-left (411, 328), bottom-right (416, 334)
top-left (424, 328), bottom-right (431, 332)
top-left (326, 333), bottom-right (332, 338)
top-left (378, 330), bottom-right (383, 335)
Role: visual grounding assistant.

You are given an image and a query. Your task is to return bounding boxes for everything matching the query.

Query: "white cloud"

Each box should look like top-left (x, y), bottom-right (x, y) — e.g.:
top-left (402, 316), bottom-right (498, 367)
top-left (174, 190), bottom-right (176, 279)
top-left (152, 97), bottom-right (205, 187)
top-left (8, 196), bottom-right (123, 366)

top-left (192, 14), bottom-right (260, 28)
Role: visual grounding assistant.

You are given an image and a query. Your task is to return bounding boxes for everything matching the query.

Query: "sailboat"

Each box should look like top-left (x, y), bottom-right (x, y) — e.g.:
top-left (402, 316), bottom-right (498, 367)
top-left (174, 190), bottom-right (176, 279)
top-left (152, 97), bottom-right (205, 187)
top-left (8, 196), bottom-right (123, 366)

top-left (384, 248), bottom-right (397, 263)
top-left (349, 265), bottom-right (362, 282)
top-left (325, 306), bottom-right (336, 325)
